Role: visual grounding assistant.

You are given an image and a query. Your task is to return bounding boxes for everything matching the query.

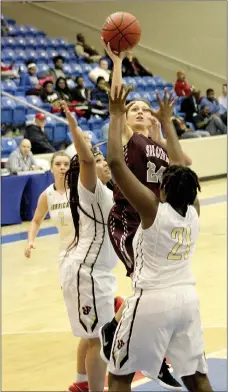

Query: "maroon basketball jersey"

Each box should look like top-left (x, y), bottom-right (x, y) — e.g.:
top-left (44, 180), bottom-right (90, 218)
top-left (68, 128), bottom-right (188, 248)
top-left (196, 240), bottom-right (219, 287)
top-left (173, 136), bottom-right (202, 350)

top-left (113, 132), bottom-right (169, 202)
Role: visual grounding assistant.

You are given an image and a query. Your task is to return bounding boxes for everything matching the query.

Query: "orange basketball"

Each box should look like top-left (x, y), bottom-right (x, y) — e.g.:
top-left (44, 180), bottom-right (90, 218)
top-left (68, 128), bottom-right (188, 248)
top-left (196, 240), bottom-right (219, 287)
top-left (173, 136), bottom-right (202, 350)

top-left (102, 12), bottom-right (141, 53)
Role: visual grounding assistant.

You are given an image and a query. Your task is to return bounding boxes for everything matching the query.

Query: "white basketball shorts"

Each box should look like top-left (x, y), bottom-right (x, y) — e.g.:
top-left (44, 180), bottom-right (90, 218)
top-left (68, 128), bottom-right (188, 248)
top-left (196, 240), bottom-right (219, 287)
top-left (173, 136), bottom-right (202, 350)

top-left (61, 263), bottom-right (117, 339)
top-left (109, 286), bottom-right (208, 378)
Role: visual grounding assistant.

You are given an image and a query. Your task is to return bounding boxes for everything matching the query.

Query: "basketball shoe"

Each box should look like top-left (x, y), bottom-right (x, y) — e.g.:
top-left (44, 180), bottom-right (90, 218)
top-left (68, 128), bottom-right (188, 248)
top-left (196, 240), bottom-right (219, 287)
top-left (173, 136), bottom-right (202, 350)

top-left (68, 381), bottom-right (89, 392)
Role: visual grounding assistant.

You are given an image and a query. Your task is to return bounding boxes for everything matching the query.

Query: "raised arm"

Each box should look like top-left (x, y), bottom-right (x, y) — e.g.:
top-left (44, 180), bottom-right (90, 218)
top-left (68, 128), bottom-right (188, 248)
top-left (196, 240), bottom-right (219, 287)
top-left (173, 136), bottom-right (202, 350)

top-left (107, 86), bottom-right (159, 229)
top-left (150, 90), bottom-right (186, 166)
top-left (60, 101), bottom-right (97, 192)
top-left (25, 191), bottom-right (49, 258)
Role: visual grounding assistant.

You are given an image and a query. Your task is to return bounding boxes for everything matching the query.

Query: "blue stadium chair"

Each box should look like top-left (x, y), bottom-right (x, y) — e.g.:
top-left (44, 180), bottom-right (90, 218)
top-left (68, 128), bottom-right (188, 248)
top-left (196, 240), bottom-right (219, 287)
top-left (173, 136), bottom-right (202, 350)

top-left (47, 49), bottom-right (59, 60)
top-left (36, 50), bottom-right (48, 63)
top-left (14, 37), bottom-right (26, 49)
top-left (2, 36), bottom-right (16, 49)
top-left (13, 100), bottom-right (27, 125)
top-left (145, 77), bottom-right (156, 89)
top-left (123, 77), bottom-right (137, 88)
top-left (14, 49), bottom-right (27, 62)
top-left (25, 49), bottom-right (37, 62)
top-left (141, 92), bottom-right (152, 102)
top-left (66, 79), bottom-right (76, 89)
top-left (1, 97), bottom-right (15, 124)
top-left (35, 37), bottom-right (48, 49)
top-left (17, 63), bottom-right (28, 73)
top-left (47, 38), bottom-right (58, 49)
top-left (150, 92), bottom-right (158, 103)
top-left (126, 92), bottom-right (142, 101)
top-left (2, 79), bottom-right (17, 93)
top-left (84, 78), bottom-right (94, 89)
top-left (15, 25), bottom-right (28, 36)
top-left (53, 123), bottom-right (67, 143)
top-left (57, 38), bottom-right (68, 48)
top-left (135, 78), bottom-right (147, 91)
top-left (59, 50), bottom-right (70, 62)
top-left (1, 138), bottom-right (18, 158)
top-left (44, 116), bottom-right (56, 142)
top-left (67, 43), bottom-right (76, 52)
top-left (71, 64), bottom-right (83, 77)
top-left (26, 96), bottom-right (43, 114)
top-left (25, 37), bottom-right (36, 49)
top-left (14, 89), bottom-right (26, 97)
top-left (62, 64), bottom-right (72, 76)
top-left (7, 25), bottom-right (17, 36)
top-left (81, 64), bottom-right (93, 74)
top-left (25, 25), bottom-right (39, 36)
top-left (14, 136), bottom-right (23, 145)
top-left (2, 49), bottom-right (14, 62)
top-left (6, 17), bottom-right (16, 25)
top-left (37, 64), bottom-right (50, 78)
top-left (86, 131), bottom-right (98, 146)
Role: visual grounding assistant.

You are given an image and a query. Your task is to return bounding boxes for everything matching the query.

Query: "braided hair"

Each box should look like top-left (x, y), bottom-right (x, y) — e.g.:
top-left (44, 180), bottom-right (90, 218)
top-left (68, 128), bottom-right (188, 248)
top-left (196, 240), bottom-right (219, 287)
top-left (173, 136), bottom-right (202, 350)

top-left (64, 150), bottom-right (107, 251)
top-left (161, 165), bottom-right (201, 216)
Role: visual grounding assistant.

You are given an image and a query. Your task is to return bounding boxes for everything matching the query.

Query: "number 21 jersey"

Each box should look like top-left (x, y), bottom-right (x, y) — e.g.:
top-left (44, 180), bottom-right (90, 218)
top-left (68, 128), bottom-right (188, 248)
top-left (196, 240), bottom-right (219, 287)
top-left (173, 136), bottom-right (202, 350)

top-left (133, 202), bottom-right (199, 290)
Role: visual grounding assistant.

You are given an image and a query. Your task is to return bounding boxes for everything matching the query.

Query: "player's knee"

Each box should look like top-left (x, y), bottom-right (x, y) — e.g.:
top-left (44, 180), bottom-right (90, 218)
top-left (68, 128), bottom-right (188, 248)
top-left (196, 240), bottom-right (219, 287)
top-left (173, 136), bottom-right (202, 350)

top-left (108, 372), bottom-right (133, 392)
top-left (87, 337), bottom-right (100, 348)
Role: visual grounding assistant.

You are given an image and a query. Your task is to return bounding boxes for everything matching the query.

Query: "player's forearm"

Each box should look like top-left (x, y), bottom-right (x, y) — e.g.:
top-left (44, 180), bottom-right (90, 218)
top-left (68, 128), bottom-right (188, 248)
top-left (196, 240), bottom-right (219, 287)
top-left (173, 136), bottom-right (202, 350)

top-left (69, 123), bottom-right (94, 164)
top-left (111, 59), bottom-right (123, 99)
top-left (107, 114), bottom-right (125, 168)
top-left (162, 119), bottom-right (185, 166)
top-left (28, 220), bottom-right (41, 243)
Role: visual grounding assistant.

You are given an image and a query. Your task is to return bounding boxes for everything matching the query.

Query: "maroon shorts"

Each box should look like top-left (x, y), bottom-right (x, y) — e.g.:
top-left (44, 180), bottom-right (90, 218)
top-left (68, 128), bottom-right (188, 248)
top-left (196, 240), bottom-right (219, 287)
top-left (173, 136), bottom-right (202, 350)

top-left (108, 202), bottom-right (140, 276)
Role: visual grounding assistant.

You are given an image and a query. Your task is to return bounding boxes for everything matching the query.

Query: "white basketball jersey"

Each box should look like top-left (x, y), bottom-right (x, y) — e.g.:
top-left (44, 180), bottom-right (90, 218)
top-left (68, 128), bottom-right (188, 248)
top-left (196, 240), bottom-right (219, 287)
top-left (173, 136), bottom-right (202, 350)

top-left (132, 202), bottom-right (200, 290)
top-left (46, 184), bottom-right (75, 260)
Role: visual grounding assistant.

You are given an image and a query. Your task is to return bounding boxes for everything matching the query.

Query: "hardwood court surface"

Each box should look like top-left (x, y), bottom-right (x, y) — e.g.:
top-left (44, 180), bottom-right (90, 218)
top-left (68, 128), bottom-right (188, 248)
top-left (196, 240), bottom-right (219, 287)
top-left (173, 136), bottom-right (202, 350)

top-left (2, 179), bottom-right (226, 391)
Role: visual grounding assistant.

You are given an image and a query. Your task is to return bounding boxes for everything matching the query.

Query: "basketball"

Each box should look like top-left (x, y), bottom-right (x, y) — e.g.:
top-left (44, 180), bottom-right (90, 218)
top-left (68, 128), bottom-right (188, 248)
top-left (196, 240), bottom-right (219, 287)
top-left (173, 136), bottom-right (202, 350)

top-left (102, 12), bottom-right (141, 53)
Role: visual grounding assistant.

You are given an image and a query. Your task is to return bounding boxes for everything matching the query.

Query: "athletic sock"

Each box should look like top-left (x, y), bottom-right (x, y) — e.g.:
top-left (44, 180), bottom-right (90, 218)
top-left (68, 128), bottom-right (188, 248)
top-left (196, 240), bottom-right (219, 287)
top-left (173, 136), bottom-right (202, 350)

top-left (76, 373), bottom-right (88, 383)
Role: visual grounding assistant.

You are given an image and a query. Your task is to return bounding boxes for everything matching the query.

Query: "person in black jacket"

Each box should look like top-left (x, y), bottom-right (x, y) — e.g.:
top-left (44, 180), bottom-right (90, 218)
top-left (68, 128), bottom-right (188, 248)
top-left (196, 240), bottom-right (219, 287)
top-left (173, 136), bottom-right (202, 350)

top-left (180, 88), bottom-right (201, 123)
top-left (122, 49), bottom-right (153, 77)
top-left (71, 76), bottom-right (91, 103)
top-left (24, 112), bottom-right (56, 154)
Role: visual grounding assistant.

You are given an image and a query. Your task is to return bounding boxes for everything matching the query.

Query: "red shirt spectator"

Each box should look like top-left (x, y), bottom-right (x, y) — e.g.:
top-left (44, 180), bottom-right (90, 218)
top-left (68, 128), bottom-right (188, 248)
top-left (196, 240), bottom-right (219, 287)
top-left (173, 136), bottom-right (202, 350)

top-left (174, 71), bottom-right (192, 97)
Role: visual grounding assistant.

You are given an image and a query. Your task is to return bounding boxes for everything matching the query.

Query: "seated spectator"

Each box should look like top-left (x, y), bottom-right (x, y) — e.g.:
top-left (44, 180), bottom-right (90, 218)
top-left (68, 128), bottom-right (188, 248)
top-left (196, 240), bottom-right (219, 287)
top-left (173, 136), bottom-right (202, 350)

top-left (180, 88), bottom-right (201, 123)
top-left (200, 88), bottom-right (221, 115)
top-left (24, 112), bottom-right (56, 154)
top-left (1, 15), bottom-right (9, 36)
top-left (55, 77), bottom-right (74, 102)
top-left (23, 63), bottom-right (42, 96)
top-left (91, 77), bottom-right (109, 108)
top-left (1, 62), bottom-right (19, 79)
top-left (218, 83), bottom-right (227, 110)
top-left (6, 139), bottom-right (40, 174)
top-left (71, 76), bottom-right (91, 103)
top-left (172, 114), bottom-right (210, 138)
top-left (41, 81), bottom-right (59, 105)
top-left (174, 71), bottom-right (192, 97)
top-left (89, 59), bottom-right (110, 83)
top-left (75, 33), bottom-right (101, 63)
top-left (193, 105), bottom-right (227, 135)
top-left (50, 56), bottom-right (67, 82)
top-left (122, 49), bottom-right (153, 77)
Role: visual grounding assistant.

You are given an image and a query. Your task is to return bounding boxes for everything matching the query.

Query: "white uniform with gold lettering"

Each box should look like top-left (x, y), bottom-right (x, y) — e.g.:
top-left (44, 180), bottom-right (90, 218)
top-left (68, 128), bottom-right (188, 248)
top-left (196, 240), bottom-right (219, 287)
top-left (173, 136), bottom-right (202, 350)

top-left (49, 179), bottom-right (118, 339)
top-left (109, 202), bottom-right (208, 379)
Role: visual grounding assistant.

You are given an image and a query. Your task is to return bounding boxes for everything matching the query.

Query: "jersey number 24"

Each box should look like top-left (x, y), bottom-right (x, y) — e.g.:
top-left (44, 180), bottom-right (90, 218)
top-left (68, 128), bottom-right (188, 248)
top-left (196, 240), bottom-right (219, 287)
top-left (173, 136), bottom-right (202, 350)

top-left (147, 162), bottom-right (166, 183)
top-left (168, 227), bottom-right (191, 261)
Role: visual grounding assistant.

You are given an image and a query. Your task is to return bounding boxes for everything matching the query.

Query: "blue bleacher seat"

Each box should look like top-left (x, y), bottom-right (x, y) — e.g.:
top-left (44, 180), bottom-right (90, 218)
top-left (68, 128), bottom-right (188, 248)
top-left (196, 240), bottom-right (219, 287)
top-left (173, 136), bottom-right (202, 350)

top-left (35, 37), bottom-right (48, 49)
top-left (2, 36), bottom-right (15, 49)
top-left (47, 49), bottom-right (59, 60)
top-left (1, 138), bottom-right (18, 157)
top-left (1, 97), bottom-right (16, 123)
top-left (14, 49), bottom-right (27, 62)
top-left (71, 64), bottom-right (83, 77)
top-left (53, 123), bottom-right (67, 143)
top-left (26, 95), bottom-right (43, 114)
top-left (7, 25), bottom-right (17, 36)
top-left (2, 49), bottom-right (14, 62)
top-left (25, 49), bottom-right (37, 62)
top-left (15, 37), bottom-right (26, 48)
top-left (2, 79), bottom-right (17, 93)
top-left (62, 64), bottom-right (72, 76)
top-left (36, 50), bottom-right (48, 63)
top-left (58, 50), bottom-right (70, 62)
top-left (99, 142), bottom-right (107, 158)
top-left (14, 136), bottom-right (23, 145)
top-left (25, 37), bottom-right (36, 49)
top-left (47, 38), bottom-right (58, 49)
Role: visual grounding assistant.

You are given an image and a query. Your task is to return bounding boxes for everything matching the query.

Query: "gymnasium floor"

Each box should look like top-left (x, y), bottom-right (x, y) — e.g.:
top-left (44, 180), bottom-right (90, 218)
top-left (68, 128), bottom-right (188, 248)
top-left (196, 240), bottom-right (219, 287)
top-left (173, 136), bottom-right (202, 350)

top-left (2, 178), bottom-right (227, 391)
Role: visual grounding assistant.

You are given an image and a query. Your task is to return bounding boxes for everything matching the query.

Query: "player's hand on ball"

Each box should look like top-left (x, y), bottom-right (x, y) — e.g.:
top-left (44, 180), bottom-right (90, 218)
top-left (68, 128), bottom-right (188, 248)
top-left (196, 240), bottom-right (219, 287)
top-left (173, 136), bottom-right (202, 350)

top-left (150, 89), bottom-right (177, 123)
top-left (101, 37), bottom-right (124, 62)
top-left (60, 100), bottom-right (78, 128)
top-left (109, 84), bottom-right (134, 116)
top-left (24, 242), bottom-right (35, 258)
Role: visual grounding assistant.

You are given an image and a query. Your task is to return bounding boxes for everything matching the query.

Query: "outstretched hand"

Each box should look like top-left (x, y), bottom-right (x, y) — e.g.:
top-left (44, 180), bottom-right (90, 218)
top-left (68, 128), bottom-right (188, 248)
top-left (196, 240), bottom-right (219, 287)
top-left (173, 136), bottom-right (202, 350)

top-left (101, 37), bottom-right (124, 63)
top-left (60, 100), bottom-right (78, 128)
top-left (109, 84), bottom-right (134, 116)
top-left (150, 89), bottom-right (177, 123)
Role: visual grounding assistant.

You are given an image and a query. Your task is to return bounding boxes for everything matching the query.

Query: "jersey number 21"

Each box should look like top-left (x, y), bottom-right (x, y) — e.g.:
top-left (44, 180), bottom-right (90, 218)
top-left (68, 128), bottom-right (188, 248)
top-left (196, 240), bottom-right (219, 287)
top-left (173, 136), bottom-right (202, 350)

top-left (168, 227), bottom-right (191, 261)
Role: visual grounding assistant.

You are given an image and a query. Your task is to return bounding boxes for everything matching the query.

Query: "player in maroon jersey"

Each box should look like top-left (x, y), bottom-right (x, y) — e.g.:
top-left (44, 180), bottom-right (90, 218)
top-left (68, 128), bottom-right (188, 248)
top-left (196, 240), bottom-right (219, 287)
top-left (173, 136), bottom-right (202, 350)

top-left (99, 40), bottom-right (192, 391)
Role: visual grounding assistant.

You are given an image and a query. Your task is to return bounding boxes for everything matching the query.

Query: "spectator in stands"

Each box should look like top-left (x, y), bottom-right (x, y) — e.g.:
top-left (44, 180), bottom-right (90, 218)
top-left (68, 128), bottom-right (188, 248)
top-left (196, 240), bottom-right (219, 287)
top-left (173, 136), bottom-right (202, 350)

top-left (122, 49), bottom-right (153, 77)
top-left (218, 83), bottom-right (227, 110)
top-left (91, 76), bottom-right (109, 108)
top-left (174, 70), bottom-right (192, 97)
top-left (50, 56), bottom-right (66, 82)
top-left (200, 88), bottom-right (220, 115)
top-left (55, 77), bottom-right (73, 102)
top-left (172, 114), bottom-right (210, 139)
top-left (41, 81), bottom-right (59, 105)
top-left (71, 76), bottom-right (91, 103)
top-left (6, 139), bottom-right (40, 174)
top-left (1, 15), bottom-right (9, 36)
top-left (193, 105), bottom-right (227, 135)
top-left (23, 63), bottom-right (42, 96)
top-left (180, 88), bottom-right (201, 123)
top-left (24, 112), bottom-right (56, 154)
top-left (1, 62), bottom-right (19, 79)
top-left (89, 59), bottom-right (110, 83)
top-left (75, 33), bottom-right (101, 63)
